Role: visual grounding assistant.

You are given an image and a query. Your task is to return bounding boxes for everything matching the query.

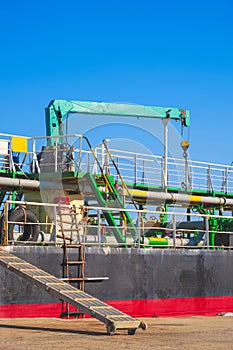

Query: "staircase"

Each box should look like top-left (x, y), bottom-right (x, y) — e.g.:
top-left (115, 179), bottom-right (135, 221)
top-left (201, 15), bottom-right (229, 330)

top-left (76, 137), bottom-right (137, 245)
top-left (81, 173), bottom-right (137, 245)
top-left (0, 247), bottom-right (147, 335)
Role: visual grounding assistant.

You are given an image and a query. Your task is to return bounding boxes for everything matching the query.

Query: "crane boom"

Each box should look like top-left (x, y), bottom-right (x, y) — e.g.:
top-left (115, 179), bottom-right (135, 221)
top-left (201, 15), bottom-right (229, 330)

top-left (45, 99), bottom-right (190, 144)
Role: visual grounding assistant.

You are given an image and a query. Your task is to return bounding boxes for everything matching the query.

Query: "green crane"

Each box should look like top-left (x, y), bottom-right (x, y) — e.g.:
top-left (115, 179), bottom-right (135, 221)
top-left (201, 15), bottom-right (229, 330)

top-left (45, 99), bottom-right (190, 142)
top-left (45, 99), bottom-right (190, 189)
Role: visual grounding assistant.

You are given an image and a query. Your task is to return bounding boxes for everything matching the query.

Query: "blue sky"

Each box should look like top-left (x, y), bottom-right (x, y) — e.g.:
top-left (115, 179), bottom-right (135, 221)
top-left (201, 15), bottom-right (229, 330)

top-left (0, 0), bottom-right (233, 164)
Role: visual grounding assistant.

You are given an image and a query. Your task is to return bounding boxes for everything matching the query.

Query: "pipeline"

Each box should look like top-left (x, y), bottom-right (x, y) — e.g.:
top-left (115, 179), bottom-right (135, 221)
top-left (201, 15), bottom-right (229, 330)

top-left (0, 177), bottom-right (40, 190)
top-left (0, 177), bottom-right (77, 191)
top-left (128, 189), bottom-right (233, 207)
top-left (2, 177), bottom-right (233, 208)
top-left (139, 237), bottom-right (189, 247)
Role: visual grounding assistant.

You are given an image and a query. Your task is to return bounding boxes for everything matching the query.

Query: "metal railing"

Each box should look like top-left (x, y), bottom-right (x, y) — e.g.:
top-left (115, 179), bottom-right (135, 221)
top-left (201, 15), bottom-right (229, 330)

top-left (1, 200), bottom-right (233, 250)
top-left (1, 133), bottom-right (233, 194)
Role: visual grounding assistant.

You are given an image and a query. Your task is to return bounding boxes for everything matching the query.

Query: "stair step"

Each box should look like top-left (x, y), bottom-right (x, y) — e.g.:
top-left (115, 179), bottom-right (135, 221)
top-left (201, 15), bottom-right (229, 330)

top-left (58, 228), bottom-right (81, 232)
top-left (62, 244), bottom-right (83, 248)
top-left (61, 277), bottom-right (109, 283)
top-left (56, 219), bottom-right (79, 224)
top-left (63, 261), bottom-right (85, 265)
top-left (56, 234), bottom-right (73, 242)
top-left (57, 211), bottom-right (80, 215)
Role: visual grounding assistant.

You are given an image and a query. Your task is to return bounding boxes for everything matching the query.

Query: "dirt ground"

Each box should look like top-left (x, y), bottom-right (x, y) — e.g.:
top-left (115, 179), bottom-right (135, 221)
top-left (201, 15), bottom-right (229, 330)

top-left (0, 316), bottom-right (232, 350)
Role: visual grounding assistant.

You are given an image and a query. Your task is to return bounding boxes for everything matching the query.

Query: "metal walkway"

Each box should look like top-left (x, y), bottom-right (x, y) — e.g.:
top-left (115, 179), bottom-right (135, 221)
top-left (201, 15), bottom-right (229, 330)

top-left (0, 248), bottom-right (147, 335)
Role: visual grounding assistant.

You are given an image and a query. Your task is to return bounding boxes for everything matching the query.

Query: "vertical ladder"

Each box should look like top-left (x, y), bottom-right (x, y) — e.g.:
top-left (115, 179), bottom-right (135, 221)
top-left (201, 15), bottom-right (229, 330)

top-left (57, 204), bottom-right (86, 318)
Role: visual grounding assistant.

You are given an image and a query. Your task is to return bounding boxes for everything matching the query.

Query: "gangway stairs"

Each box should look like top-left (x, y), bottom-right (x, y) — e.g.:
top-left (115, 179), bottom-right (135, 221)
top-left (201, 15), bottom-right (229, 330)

top-left (82, 172), bottom-right (137, 245)
top-left (0, 248), bottom-right (147, 335)
top-left (77, 136), bottom-right (137, 245)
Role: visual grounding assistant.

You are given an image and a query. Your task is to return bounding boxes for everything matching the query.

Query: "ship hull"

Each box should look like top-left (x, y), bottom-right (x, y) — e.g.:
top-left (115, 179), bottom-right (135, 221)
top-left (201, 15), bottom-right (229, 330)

top-left (1, 247), bottom-right (233, 318)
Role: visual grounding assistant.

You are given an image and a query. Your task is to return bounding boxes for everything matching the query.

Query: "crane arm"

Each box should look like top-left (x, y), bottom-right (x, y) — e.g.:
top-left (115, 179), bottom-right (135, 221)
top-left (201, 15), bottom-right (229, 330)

top-left (45, 99), bottom-right (190, 142)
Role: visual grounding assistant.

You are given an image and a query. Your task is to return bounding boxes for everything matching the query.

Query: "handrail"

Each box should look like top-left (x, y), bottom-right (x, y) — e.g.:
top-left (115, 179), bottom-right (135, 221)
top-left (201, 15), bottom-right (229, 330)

top-left (2, 199), bottom-right (233, 250)
top-left (2, 132), bottom-right (233, 194)
top-left (102, 139), bottom-right (138, 210)
top-left (5, 199), bottom-right (233, 219)
top-left (81, 136), bottom-right (114, 195)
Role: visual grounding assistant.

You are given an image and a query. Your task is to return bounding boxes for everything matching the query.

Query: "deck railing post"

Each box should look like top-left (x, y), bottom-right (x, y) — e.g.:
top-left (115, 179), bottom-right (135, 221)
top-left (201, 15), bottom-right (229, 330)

top-left (205, 216), bottom-right (209, 249)
top-left (137, 211), bottom-right (141, 250)
top-left (134, 154), bottom-right (137, 185)
top-left (162, 118), bottom-right (170, 189)
top-left (225, 167), bottom-right (228, 193)
top-left (101, 143), bottom-right (104, 169)
top-left (50, 205), bottom-right (57, 246)
top-left (207, 165), bottom-right (213, 192)
top-left (102, 139), bottom-right (110, 174)
top-left (55, 141), bottom-right (58, 172)
top-left (172, 214), bottom-right (176, 248)
top-left (97, 209), bottom-right (101, 247)
top-left (32, 139), bottom-right (36, 173)
top-left (9, 138), bottom-right (14, 172)
top-left (77, 137), bottom-right (82, 172)
top-left (141, 160), bottom-right (145, 184)
top-left (3, 202), bottom-right (8, 245)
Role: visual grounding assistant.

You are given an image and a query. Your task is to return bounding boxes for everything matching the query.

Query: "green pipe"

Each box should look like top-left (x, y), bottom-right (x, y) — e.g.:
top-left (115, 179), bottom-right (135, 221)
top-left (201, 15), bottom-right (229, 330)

top-left (140, 237), bottom-right (168, 246)
top-left (209, 231), bottom-right (215, 249)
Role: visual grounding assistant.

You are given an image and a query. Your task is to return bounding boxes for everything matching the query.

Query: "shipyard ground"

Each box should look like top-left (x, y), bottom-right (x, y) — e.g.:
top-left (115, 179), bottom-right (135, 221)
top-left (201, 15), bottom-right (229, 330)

top-left (0, 316), bottom-right (232, 349)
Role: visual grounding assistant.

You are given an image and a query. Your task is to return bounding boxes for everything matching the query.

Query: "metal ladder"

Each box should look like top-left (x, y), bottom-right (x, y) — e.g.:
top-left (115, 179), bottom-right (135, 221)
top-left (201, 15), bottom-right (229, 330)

top-left (57, 204), bottom-right (86, 318)
top-left (0, 247), bottom-right (147, 335)
top-left (56, 204), bottom-right (110, 319)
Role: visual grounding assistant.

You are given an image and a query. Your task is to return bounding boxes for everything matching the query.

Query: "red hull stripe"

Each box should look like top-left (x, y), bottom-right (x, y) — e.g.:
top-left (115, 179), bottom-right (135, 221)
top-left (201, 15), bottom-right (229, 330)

top-left (1, 296), bottom-right (233, 318)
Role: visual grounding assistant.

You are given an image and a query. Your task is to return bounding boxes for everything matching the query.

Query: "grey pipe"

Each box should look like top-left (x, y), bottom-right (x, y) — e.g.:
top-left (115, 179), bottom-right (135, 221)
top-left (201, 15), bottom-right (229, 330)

top-left (0, 177), bottom-right (77, 191)
top-left (129, 189), bottom-right (233, 207)
top-left (2, 176), bottom-right (233, 208)
top-left (0, 177), bottom-right (40, 190)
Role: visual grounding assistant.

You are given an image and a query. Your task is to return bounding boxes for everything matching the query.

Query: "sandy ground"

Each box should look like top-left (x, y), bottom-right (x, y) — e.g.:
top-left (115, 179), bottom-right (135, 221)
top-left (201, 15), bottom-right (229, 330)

top-left (0, 316), bottom-right (232, 350)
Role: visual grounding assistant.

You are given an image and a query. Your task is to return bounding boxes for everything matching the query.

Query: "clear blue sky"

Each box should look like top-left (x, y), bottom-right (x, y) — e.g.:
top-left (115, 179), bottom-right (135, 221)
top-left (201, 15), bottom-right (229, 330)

top-left (0, 0), bottom-right (233, 164)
